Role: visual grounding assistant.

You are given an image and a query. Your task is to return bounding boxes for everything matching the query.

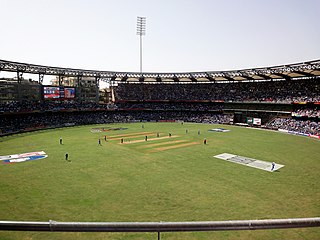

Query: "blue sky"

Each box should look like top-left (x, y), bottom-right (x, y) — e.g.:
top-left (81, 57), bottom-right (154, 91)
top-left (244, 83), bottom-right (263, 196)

top-left (0, 0), bottom-right (319, 75)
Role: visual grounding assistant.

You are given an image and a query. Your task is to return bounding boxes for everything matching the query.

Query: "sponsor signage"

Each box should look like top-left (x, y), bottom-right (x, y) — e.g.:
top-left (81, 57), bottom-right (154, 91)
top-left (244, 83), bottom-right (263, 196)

top-left (278, 129), bottom-right (320, 139)
top-left (309, 134), bottom-right (320, 139)
top-left (0, 151), bottom-right (47, 164)
top-left (208, 128), bottom-right (230, 132)
top-left (247, 117), bottom-right (261, 125)
top-left (292, 102), bottom-right (307, 104)
top-left (253, 118), bottom-right (261, 125)
top-left (278, 129), bottom-right (288, 133)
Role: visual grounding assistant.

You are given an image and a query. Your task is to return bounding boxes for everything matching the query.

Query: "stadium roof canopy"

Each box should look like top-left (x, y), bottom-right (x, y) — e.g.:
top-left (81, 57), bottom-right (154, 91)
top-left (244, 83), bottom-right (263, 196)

top-left (0, 59), bottom-right (319, 83)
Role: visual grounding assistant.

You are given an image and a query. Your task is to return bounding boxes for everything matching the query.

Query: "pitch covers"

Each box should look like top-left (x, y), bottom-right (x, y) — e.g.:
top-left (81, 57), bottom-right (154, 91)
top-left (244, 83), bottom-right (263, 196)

top-left (0, 151), bottom-right (48, 164)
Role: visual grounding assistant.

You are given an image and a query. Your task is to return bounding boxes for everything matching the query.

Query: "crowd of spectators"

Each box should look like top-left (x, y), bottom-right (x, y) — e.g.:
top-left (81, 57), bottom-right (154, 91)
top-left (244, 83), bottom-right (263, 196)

top-left (0, 111), bottom-right (232, 135)
top-left (1, 78), bottom-right (320, 137)
top-left (0, 101), bottom-right (116, 113)
top-left (266, 118), bottom-right (320, 136)
top-left (292, 108), bottom-right (320, 118)
top-left (115, 102), bottom-right (223, 111)
top-left (114, 78), bottom-right (320, 103)
top-left (0, 101), bottom-right (224, 114)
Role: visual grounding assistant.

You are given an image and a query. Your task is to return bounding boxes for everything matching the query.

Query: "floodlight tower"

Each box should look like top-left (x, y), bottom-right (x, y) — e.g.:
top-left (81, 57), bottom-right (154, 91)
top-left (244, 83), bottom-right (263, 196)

top-left (136, 16), bottom-right (146, 73)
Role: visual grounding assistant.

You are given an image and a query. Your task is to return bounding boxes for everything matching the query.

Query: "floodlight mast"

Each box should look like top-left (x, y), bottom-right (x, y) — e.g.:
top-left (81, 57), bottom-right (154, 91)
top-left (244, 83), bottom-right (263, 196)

top-left (136, 16), bottom-right (146, 73)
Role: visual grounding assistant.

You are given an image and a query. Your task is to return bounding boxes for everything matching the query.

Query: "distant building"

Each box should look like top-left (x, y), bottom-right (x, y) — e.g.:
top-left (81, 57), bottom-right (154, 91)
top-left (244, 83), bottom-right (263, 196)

top-left (0, 78), bottom-right (41, 103)
top-left (99, 88), bottom-right (113, 103)
top-left (0, 76), bottom-right (107, 103)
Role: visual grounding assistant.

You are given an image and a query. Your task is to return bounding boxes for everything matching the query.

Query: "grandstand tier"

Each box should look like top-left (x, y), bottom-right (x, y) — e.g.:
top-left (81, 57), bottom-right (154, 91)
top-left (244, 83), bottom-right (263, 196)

top-left (0, 59), bottom-right (319, 137)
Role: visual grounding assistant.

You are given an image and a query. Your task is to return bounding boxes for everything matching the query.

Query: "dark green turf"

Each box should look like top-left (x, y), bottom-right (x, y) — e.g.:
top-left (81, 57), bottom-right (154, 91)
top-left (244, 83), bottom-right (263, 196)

top-left (0, 123), bottom-right (319, 240)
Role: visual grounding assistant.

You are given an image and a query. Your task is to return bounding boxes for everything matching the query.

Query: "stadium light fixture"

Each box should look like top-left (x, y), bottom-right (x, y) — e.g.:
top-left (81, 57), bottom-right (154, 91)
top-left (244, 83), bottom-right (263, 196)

top-left (136, 16), bottom-right (146, 73)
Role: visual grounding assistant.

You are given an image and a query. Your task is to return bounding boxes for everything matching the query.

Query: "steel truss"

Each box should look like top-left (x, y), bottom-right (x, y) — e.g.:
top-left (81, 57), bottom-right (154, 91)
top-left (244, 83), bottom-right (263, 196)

top-left (0, 59), bottom-right (319, 83)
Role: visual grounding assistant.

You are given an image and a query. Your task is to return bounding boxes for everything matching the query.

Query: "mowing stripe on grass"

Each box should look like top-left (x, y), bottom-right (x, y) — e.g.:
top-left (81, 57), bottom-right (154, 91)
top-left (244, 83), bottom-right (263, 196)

top-left (138, 140), bottom-right (188, 148)
top-left (119, 136), bottom-right (179, 144)
top-left (150, 142), bottom-right (200, 152)
top-left (107, 132), bottom-right (154, 139)
top-left (108, 133), bottom-right (159, 140)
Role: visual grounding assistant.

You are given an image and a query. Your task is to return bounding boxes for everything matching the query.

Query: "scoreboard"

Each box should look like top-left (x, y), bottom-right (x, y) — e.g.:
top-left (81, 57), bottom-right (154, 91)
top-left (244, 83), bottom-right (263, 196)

top-left (43, 86), bottom-right (76, 100)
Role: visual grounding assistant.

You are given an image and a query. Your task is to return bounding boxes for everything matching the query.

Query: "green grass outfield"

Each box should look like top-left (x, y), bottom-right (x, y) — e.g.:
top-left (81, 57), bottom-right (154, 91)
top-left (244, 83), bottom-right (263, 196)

top-left (0, 122), bottom-right (319, 240)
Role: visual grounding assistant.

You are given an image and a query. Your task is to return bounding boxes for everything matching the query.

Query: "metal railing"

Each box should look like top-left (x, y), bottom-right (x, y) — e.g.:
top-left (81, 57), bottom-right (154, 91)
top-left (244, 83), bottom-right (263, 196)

top-left (0, 217), bottom-right (319, 239)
